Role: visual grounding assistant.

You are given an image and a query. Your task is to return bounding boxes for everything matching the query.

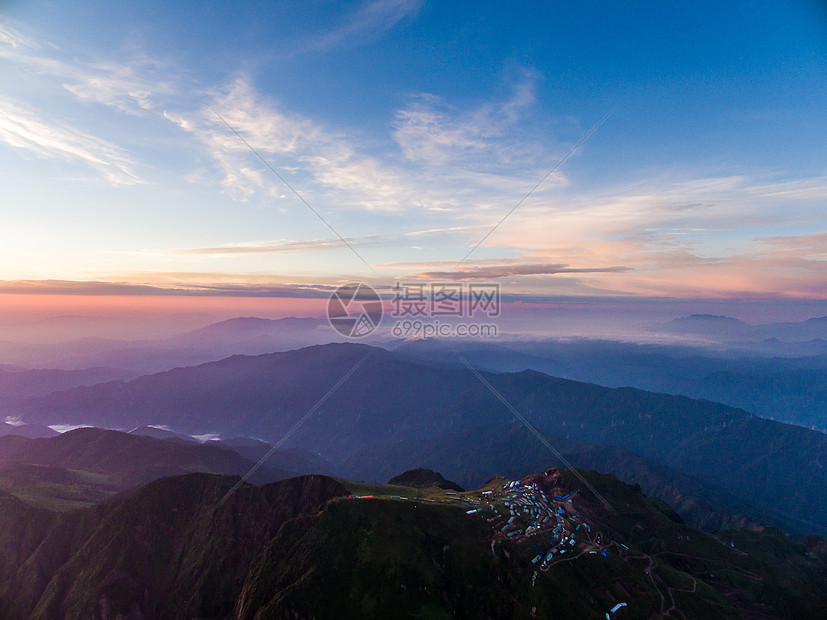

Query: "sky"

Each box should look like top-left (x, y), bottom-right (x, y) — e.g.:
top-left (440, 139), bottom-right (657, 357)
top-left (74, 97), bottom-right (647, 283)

top-left (0, 0), bottom-right (826, 327)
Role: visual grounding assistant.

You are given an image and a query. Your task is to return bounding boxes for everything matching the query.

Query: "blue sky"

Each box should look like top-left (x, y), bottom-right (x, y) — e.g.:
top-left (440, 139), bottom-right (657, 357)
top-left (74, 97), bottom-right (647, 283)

top-left (0, 0), bottom-right (825, 306)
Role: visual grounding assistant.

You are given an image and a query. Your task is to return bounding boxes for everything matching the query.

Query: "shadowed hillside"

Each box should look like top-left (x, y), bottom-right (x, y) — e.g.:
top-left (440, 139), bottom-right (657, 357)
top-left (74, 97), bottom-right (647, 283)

top-left (0, 468), bottom-right (824, 619)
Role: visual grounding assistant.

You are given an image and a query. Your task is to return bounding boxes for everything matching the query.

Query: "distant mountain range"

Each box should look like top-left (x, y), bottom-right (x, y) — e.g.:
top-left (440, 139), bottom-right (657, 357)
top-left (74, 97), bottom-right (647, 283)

top-left (128, 424), bottom-right (198, 442)
top-left (4, 312), bottom-right (826, 429)
top-left (0, 366), bottom-right (136, 400)
top-left (0, 467), bottom-right (824, 619)
top-left (180, 316), bottom-right (324, 342)
top-left (391, 337), bottom-right (827, 429)
top-left (0, 421), bottom-right (57, 439)
top-left (658, 313), bottom-right (827, 342)
top-left (0, 316), bottom-right (337, 373)
top-left (11, 343), bottom-right (827, 537)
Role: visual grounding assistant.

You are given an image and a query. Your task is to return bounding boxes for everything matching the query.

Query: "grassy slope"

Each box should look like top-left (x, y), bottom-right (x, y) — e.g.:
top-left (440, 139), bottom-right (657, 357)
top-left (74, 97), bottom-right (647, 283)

top-left (239, 471), bottom-right (827, 619)
top-left (0, 470), bottom-right (824, 619)
top-left (0, 428), bottom-right (303, 512)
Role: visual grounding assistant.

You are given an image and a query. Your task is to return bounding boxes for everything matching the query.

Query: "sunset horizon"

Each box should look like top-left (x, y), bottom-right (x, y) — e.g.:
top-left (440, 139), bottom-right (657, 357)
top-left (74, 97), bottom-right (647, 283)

top-left (2, 1), bottom-right (826, 314)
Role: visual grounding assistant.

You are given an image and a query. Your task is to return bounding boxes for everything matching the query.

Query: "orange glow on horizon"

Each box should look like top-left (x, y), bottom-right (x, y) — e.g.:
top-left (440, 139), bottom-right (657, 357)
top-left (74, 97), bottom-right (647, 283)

top-left (0, 294), bottom-right (329, 321)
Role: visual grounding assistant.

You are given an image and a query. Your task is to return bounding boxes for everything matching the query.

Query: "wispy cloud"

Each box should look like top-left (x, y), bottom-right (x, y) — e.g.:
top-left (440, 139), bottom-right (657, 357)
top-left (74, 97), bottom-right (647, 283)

top-left (170, 77), bottom-right (422, 211)
top-left (0, 99), bottom-right (142, 185)
top-left (166, 74), bottom-right (827, 299)
top-left (466, 174), bottom-right (827, 261)
top-left (394, 96), bottom-right (491, 165)
top-left (60, 57), bottom-right (176, 115)
top-left (378, 173), bottom-right (827, 297)
top-left (755, 231), bottom-right (827, 258)
top-left (4, 19), bottom-right (824, 301)
top-left (1, 21), bottom-right (177, 116)
top-left (0, 20), bottom-right (180, 186)
top-left (166, 75), bottom-right (567, 219)
top-left (410, 263), bottom-right (629, 280)
top-left (161, 236), bottom-right (387, 256)
top-left (393, 77), bottom-right (539, 168)
top-left (0, 22), bottom-right (35, 49)
top-left (0, 279), bottom-right (339, 297)
top-left (404, 224), bottom-right (491, 238)
top-left (309, 0), bottom-right (423, 50)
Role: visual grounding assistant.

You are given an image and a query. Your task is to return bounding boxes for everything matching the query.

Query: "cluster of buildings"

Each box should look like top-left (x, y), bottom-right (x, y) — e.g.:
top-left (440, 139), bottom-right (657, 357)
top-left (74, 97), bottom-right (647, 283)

top-left (415, 477), bottom-right (607, 570)
top-left (379, 478), bottom-right (627, 615)
top-left (483, 479), bottom-right (600, 570)
top-left (383, 477), bottom-right (611, 574)
top-left (473, 479), bottom-right (627, 615)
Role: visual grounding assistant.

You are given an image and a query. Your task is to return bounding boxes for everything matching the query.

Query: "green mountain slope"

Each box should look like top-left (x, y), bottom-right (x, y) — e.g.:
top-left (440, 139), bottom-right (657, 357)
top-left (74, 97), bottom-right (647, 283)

top-left (0, 468), bottom-right (824, 619)
top-left (0, 428), bottom-right (301, 510)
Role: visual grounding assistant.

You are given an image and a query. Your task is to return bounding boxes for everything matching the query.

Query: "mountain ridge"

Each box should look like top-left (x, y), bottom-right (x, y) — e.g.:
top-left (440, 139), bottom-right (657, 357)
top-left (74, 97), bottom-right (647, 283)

top-left (13, 342), bottom-right (827, 536)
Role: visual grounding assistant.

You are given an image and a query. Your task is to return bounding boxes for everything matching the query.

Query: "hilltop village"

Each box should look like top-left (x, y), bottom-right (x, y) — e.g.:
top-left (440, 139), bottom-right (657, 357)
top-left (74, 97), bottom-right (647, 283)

top-left (351, 469), bottom-right (630, 617)
top-left (359, 474), bottom-right (612, 563)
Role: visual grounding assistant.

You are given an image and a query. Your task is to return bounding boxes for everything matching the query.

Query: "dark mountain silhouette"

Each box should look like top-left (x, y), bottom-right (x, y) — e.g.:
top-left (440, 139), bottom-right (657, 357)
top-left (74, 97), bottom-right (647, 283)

top-left (387, 468), bottom-right (464, 491)
top-left (0, 473), bottom-right (350, 619)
